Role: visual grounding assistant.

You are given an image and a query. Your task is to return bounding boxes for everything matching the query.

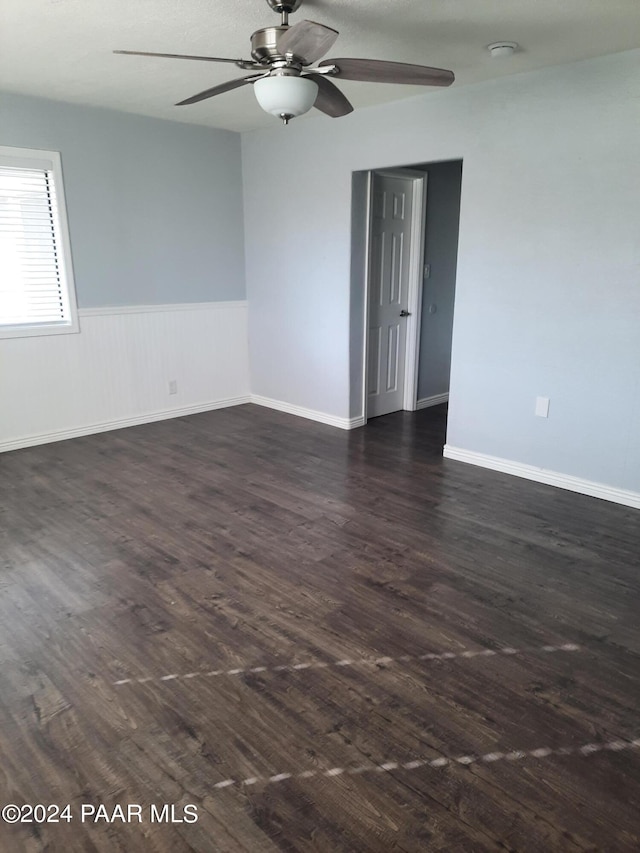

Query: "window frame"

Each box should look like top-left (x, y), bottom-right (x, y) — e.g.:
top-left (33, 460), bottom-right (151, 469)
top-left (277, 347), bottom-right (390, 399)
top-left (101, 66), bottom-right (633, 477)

top-left (0, 145), bottom-right (79, 340)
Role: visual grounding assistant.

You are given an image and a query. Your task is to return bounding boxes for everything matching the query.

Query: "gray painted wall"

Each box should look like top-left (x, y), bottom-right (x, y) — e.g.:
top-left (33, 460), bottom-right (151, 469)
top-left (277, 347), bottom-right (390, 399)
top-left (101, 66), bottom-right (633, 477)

top-left (416, 160), bottom-right (462, 402)
top-left (242, 49), bottom-right (640, 493)
top-left (0, 93), bottom-right (245, 307)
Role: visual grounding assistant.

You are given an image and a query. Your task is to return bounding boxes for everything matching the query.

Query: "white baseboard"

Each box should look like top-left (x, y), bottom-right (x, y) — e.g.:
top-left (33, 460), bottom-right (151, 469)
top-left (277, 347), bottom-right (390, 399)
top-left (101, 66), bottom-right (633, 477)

top-left (443, 445), bottom-right (640, 510)
top-left (417, 393), bottom-right (449, 410)
top-left (1, 397), bottom-right (251, 453)
top-left (251, 395), bottom-right (364, 430)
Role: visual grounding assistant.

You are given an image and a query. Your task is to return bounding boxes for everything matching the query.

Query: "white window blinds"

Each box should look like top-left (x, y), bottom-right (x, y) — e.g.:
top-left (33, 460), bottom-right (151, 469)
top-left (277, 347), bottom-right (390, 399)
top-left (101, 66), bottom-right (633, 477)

top-left (0, 147), bottom-right (78, 337)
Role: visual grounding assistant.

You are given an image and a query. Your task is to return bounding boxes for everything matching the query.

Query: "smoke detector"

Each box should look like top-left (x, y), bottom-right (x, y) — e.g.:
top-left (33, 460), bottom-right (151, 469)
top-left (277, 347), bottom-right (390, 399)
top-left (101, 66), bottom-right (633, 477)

top-left (488, 42), bottom-right (518, 58)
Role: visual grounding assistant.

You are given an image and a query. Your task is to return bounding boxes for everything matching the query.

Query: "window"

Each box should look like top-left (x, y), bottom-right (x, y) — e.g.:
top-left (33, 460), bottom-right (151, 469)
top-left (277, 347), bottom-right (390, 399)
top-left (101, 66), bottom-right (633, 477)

top-left (0, 146), bottom-right (78, 339)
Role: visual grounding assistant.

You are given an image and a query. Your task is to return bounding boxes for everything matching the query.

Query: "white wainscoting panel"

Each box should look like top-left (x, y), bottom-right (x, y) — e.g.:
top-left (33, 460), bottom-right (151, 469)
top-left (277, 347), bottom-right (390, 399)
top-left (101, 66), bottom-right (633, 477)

top-left (1, 302), bottom-right (250, 452)
top-left (443, 445), bottom-right (640, 510)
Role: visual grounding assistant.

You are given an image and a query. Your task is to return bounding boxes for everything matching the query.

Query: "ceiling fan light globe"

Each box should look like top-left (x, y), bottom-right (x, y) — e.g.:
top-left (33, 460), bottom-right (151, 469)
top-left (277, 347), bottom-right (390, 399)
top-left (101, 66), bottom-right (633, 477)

top-left (253, 75), bottom-right (318, 120)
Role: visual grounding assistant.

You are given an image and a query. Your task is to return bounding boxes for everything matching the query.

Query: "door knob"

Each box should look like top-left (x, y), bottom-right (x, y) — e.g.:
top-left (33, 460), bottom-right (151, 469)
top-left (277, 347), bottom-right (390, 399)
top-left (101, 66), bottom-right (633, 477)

top-left (400, 309), bottom-right (411, 317)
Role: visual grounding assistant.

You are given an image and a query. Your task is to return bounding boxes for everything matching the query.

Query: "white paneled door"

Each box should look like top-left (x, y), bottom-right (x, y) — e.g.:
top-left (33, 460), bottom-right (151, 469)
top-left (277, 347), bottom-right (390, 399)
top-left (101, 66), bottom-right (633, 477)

top-left (367, 171), bottom-right (419, 418)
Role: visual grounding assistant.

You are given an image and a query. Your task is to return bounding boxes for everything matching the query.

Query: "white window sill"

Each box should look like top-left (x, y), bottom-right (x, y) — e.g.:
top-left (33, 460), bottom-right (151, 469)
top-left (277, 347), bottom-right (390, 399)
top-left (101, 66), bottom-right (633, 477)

top-left (0, 321), bottom-right (80, 340)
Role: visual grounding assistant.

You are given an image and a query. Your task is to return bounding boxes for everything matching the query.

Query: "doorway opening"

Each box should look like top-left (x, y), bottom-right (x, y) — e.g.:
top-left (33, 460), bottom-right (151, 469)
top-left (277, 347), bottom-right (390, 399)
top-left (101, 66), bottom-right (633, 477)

top-left (354, 160), bottom-right (463, 426)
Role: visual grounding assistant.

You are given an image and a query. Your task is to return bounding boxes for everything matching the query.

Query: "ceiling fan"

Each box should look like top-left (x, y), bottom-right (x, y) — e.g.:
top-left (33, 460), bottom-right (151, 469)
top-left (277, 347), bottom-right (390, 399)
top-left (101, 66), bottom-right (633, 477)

top-left (115, 0), bottom-right (454, 125)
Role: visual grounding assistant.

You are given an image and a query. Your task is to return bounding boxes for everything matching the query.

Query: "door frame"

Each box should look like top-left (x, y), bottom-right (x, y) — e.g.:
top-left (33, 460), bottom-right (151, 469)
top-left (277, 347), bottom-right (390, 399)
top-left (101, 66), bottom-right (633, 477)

top-left (361, 168), bottom-right (428, 423)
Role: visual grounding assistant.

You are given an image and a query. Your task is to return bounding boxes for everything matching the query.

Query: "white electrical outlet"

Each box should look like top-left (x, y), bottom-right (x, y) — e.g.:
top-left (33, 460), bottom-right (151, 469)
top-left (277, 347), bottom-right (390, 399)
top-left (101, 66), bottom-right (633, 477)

top-left (535, 396), bottom-right (550, 418)
top-left (169, 380), bottom-right (178, 395)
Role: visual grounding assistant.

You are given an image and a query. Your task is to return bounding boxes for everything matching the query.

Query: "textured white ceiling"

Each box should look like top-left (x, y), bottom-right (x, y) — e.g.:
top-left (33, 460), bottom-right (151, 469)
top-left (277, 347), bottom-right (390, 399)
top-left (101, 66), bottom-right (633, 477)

top-left (2, 0), bottom-right (640, 132)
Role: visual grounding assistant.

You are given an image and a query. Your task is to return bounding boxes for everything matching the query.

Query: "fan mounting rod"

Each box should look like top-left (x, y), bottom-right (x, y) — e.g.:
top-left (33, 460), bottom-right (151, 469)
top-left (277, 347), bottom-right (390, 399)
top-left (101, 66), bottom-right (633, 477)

top-left (266, 0), bottom-right (302, 26)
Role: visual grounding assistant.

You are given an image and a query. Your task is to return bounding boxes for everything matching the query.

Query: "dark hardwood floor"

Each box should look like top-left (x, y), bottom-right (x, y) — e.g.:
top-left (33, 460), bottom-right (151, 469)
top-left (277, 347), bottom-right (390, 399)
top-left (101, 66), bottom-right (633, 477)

top-left (1, 403), bottom-right (639, 852)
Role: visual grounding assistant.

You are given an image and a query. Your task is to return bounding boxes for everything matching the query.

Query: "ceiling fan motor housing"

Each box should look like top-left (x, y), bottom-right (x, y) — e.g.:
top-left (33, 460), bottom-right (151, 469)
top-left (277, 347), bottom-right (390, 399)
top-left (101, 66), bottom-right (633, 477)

top-left (251, 27), bottom-right (287, 63)
top-left (251, 26), bottom-right (303, 66)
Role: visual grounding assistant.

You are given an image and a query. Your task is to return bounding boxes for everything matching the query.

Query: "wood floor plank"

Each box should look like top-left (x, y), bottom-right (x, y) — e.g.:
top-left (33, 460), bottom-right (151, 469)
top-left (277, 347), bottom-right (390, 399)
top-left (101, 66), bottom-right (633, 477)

top-left (0, 404), bottom-right (639, 851)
